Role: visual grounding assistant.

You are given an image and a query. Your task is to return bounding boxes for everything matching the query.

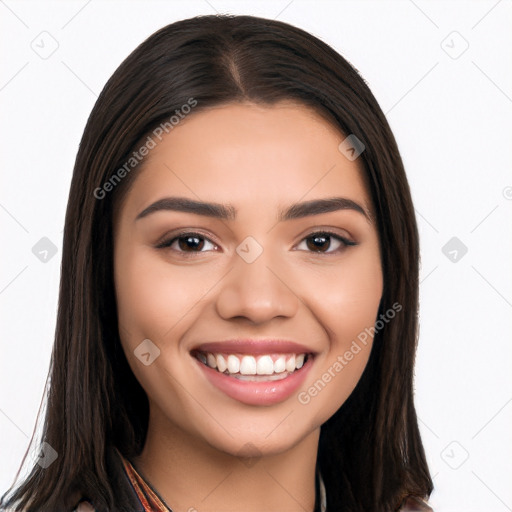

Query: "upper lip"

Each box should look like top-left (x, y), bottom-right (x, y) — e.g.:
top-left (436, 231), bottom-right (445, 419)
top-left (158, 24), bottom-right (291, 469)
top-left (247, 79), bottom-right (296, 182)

top-left (191, 339), bottom-right (315, 355)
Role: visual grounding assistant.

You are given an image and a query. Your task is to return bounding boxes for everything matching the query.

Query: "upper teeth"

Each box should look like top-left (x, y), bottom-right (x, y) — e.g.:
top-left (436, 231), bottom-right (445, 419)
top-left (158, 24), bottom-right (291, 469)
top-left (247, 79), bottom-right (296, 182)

top-left (196, 352), bottom-right (306, 375)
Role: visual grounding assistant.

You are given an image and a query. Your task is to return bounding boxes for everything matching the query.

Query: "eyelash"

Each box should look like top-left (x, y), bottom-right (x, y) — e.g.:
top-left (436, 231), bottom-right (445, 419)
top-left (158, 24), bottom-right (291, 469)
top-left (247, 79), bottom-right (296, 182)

top-left (155, 230), bottom-right (357, 257)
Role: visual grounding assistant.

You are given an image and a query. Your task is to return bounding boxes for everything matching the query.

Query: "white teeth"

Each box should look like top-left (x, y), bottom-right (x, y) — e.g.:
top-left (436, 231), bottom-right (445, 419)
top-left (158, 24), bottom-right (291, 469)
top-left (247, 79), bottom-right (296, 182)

top-left (234, 372), bottom-right (289, 382)
top-left (256, 355), bottom-right (274, 375)
top-left (273, 356), bottom-right (286, 373)
top-left (206, 353), bottom-right (217, 369)
top-left (227, 354), bottom-right (240, 373)
top-left (239, 355), bottom-right (257, 375)
top-left (216, 354), bottom-right (227, 373)
top-left (285, 355), bottom-right (296, 372)
top-left (197, 351), bottom-right (309, 377)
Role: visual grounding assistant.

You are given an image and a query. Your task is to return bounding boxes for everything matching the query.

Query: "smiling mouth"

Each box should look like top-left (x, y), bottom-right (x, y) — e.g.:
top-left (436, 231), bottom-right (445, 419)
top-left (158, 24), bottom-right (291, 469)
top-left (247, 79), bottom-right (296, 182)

top-left (192, 351), bottom-right (312, 381)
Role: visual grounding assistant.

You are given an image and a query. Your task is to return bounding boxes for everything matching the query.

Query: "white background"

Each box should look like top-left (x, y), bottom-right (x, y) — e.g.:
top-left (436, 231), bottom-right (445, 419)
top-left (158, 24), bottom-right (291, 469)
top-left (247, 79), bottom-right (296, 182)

top-left (1, 1), bottom-right (511, 510)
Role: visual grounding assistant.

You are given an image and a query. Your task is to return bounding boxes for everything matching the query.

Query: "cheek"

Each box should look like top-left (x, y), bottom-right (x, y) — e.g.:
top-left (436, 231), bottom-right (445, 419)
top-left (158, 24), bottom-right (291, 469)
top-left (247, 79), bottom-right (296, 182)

top-left (297, 245), bottom-right (383, 341)
top-left (327, 259), bottom-right (382, 339)
top-left (114, 246), bottom-right (209, 341)
top-left (113, 247), bottom-right (206, 415)
top-left (295, 246), bottom-right (382, 422)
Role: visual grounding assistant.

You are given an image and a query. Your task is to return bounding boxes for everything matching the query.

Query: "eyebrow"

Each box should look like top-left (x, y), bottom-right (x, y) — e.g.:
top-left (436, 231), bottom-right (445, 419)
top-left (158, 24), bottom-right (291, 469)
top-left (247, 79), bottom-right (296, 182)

top-left (135, 196), bottom-right (372, 223)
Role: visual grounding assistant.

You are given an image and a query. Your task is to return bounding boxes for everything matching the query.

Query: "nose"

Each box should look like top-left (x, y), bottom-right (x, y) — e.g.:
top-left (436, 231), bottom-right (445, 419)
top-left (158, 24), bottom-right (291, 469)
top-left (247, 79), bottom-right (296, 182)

top-left (215, 245), bottom-right (299, 324)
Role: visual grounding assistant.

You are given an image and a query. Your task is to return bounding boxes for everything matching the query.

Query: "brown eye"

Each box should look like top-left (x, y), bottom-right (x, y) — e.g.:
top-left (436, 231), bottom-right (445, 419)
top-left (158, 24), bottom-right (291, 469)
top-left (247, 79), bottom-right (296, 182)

top-left (177, 235), bottom-right (205, 252)
top-left (156, 232), bottom-right (217, 254)
top-left (299, 231), bottom-right (356, 254)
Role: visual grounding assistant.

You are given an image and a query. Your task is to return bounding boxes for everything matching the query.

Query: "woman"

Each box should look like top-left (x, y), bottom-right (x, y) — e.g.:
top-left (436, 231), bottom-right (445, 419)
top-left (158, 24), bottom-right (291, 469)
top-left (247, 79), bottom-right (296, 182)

top-left (1, 14), bottom-right (433, 512)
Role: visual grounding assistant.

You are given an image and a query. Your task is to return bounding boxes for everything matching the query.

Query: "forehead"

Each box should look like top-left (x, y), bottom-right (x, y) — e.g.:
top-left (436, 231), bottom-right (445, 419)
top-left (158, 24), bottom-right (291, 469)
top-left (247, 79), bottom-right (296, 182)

top-left (117, 101), bottom-right (373, 222)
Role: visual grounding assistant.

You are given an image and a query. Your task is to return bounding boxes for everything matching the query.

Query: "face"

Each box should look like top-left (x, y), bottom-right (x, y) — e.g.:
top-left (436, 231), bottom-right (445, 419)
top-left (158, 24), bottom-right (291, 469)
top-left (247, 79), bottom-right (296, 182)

top-left (113, 101), bottom-right (383, 457)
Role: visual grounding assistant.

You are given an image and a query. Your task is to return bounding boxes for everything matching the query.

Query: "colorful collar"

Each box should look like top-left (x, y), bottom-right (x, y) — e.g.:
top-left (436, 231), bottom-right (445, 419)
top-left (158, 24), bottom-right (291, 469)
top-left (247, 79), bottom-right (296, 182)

top-left (120, 453), bottom-right (327, 512)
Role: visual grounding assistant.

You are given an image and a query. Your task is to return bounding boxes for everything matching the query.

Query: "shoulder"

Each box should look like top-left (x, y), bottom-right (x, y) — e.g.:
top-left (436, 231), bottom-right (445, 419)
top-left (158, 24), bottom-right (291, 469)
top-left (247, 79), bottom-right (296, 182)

top-left (399, 496), bottom-right (434, 511)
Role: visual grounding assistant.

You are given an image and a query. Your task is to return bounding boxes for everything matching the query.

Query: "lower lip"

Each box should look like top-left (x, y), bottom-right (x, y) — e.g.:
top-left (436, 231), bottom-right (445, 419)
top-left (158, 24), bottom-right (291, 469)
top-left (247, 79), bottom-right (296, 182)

top-left (194, 355), bottom-right (314, 406)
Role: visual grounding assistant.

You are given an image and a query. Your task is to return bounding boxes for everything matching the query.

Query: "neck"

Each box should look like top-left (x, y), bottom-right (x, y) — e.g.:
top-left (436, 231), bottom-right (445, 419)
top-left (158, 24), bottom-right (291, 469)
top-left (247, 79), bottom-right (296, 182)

top-left (132, 404), bottom-right (320, 512)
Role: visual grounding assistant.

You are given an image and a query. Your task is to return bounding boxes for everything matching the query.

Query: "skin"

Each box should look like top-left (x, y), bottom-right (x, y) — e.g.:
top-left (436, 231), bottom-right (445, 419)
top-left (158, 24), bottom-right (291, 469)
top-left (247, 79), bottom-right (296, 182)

top-left (113, 101), bottom-right (383, 512)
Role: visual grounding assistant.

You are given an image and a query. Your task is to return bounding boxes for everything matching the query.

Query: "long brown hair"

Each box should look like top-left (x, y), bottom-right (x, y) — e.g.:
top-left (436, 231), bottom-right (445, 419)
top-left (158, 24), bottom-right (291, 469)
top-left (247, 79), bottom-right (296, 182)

top-left (1, 14), bottom-right (433, 511)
